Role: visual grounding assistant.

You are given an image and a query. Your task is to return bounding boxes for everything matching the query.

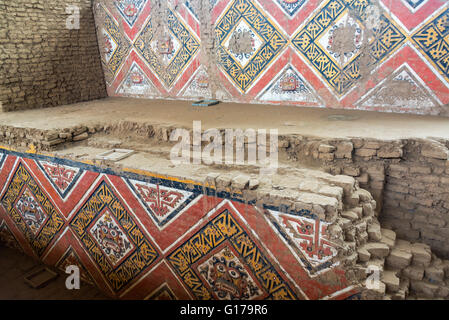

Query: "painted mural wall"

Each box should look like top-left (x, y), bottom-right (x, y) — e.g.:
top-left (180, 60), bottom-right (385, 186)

top-left (93, 0), bottom-right (449, 115)
top-left (0, 148), bottom-right (357, 300)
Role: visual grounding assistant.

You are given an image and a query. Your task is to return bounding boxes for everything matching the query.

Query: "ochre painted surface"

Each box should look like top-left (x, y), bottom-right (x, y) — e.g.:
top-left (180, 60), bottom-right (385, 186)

top-left (93, 0), bottom-right (449, 115)
top-left (0, 148), bottom-right (356, 300)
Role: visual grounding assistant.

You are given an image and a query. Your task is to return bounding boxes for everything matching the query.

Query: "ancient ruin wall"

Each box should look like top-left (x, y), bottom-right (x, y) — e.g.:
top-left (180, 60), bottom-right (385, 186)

top-left (1, 147), bottom-right (449, 299)
top-left (0, 0), bottom-right (107, 112)
top-left (0, 148), bottom-right (360, 300)
top-left (1, 119), bottom-right (449, 259)
top-left (93, 0), bottom-right (449, 116)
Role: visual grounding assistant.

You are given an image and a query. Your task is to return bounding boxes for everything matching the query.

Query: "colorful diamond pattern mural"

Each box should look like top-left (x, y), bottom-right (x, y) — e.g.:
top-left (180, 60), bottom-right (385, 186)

top-left (412, 6), bottom-right (449, 83)
top-left (215, 0), bottom-right (288, 92)
top-left (134, 8), bottom-right (200, 90)
top-left (0, 149), bottom-right (357, 299)
top-left (93, 0), bottom-right (449, 114)
top-left (291, 0), bottom-right (406, 96)
top-left (1, 163), bottom-right (64, 256)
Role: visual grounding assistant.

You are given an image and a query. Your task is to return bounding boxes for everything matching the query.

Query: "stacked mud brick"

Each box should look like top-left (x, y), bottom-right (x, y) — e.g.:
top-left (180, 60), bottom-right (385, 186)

top-left (0, 0), bottom-right (106, 111)
top-left (357, 228), bottom-right (449, 299)
top-left (278, 135), bottom-right (449, 259)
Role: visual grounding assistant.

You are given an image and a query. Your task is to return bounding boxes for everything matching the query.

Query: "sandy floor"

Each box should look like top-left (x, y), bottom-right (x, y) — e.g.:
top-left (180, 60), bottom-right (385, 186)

top-left (0, 246), bottom-right (107, 300)
top-left (0, 97), bottom-right (449, 139)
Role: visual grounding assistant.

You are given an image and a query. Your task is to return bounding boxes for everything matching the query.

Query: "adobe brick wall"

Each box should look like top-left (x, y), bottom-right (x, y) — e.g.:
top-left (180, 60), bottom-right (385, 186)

top-left (0, 0), bottom-right (106, 112)
top-left (1, 118), bottom-right (448, 259)
top-left (1, 146), bottom-right (448, 299)
top-left (279, 135), bottom-right (449, 259)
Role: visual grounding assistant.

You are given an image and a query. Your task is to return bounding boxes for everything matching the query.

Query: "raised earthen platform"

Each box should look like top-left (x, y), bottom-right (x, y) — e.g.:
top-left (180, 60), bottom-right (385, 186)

top-left (1, 98), bottom-right (449, 300)
top-left (1, 97), bottom-right (449, 139)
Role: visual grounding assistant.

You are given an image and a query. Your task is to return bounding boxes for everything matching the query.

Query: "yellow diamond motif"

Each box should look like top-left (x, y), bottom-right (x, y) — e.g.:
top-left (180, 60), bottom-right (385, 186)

top-left (292, 0), bottom-right (405, 96)
top-left (215, 0), bottom-right (287, 93)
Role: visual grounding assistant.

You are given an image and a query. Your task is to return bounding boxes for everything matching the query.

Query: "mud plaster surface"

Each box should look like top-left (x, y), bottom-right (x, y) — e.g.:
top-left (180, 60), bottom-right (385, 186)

top-left (0, 97), bottom-right (449, 140)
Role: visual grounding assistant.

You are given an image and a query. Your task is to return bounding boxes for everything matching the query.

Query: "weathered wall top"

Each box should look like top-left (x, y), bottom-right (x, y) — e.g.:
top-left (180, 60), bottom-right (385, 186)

top-left (93, 0), bottom-right (449, 116)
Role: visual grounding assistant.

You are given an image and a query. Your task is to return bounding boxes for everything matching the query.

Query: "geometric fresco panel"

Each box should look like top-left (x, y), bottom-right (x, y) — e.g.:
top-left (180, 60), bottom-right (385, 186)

top-left (292, 0), bottom-right (406, 97)
top-left (56, 247), bottom-right (95, 285)
top-left (127, 178), bottom-right (200, 229)
top-left (114, 0), bottom-right (148, 27)
top-left (134, 7), bottom-right (200, 90)
top-left (70, 181), bottom-right (159, 292)
top-left (37, 160), bottom-right (83, 199)
top-left (412, 6), bottom-right (449, 83)
top-left (0, 163), bottom-right (65, 256)
top-left (0, 149), bottom-right (359, 300)
top-left (215, 0), bottom-right (288, 93)
top-left (167, 208), bottom-right (297, 300)
top-left (265, 209), bottom-right (338, 275)
top-left (90, 0), bottom-right (449, 116)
